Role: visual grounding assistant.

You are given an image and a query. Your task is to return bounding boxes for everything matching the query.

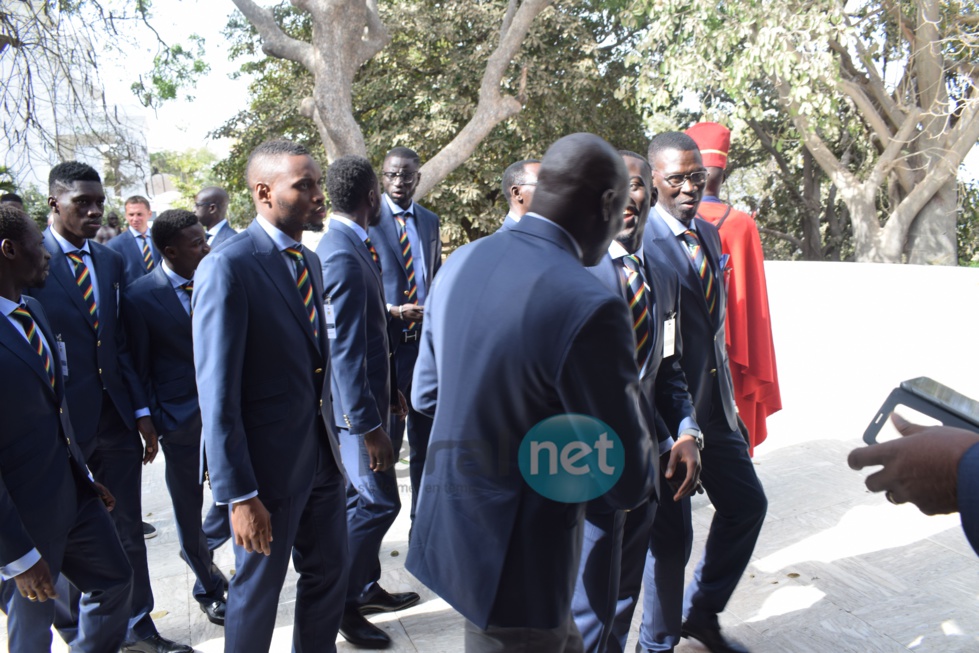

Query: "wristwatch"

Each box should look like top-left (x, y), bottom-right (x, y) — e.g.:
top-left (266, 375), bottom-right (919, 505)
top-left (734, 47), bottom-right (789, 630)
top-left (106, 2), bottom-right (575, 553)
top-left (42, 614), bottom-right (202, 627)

top-left (680, 429), bottom-right (704, 451)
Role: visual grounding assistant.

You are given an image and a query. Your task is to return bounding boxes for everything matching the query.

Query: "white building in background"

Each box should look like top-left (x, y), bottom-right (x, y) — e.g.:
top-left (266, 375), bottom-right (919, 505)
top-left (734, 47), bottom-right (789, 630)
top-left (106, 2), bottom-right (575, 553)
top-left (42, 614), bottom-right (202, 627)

top-left (0, 0), bottom-right (150, 203)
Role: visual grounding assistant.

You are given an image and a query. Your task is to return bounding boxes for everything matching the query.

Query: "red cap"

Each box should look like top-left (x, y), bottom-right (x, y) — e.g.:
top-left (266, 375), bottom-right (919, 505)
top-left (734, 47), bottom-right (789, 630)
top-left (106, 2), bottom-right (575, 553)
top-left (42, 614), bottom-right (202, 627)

top-left (685, 122), bottom-right (730, 170)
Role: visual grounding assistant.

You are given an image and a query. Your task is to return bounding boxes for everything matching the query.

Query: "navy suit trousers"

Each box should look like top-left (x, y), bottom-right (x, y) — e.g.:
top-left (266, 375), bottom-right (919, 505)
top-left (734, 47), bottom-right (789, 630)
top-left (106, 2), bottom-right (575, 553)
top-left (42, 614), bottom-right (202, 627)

top-left (2, 497), bottom-right (132, 653)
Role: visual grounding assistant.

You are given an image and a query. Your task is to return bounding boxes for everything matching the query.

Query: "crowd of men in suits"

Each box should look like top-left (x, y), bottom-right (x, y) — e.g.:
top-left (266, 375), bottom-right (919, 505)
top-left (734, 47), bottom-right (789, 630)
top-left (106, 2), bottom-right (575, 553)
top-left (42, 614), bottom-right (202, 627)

top-left (1, 127), bottom-right (769, 653)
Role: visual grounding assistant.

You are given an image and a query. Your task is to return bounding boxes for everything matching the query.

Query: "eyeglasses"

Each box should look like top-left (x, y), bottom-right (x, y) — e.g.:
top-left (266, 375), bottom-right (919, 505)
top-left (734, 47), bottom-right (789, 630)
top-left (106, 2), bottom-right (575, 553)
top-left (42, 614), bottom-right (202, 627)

top-left (194, 202), bottom-right (215, 209)
top-left (654, 170), bottom-right (708, 188)
top-left (382, 171), bottom-right (417, 183)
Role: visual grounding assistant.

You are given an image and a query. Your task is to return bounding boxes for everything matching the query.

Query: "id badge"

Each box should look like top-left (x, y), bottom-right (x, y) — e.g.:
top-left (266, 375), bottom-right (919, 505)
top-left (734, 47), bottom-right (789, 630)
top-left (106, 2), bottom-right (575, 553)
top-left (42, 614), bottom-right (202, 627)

top-left (57, 336), bottom-right (69, 379)
top-left (663, 313), bottom-right (676, 358)
top-left (324, 297), bottom-right (337, 340)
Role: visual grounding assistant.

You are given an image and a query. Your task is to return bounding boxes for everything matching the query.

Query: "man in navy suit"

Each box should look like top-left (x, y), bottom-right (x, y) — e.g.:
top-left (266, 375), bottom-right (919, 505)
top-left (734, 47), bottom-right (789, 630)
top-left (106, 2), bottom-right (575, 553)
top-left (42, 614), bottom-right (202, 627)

top-left (0, 205), bottom-right (133, 652)
top-left (194, 187), bottom-right (237, 249)
top-left (372, 146), bottom-right (441, 522)
top-left (408, 133), bottom-right (656, 652)
top-left (498, 159), bottom-right (540, 232)
top-left (637, 132), bottom-right (768, 653)
top-left (107, 196), bottom-right (162, 286)
top-left (315, 156), bottom-right (418, 649)
top-left (573, 151), bottom-right (702, 653)
top-left (193, 139), bottom-right (348, 652)
top-left (123, 209), bottom-right (232, 626)
top-left (31, 162), bottom-right (191, 653)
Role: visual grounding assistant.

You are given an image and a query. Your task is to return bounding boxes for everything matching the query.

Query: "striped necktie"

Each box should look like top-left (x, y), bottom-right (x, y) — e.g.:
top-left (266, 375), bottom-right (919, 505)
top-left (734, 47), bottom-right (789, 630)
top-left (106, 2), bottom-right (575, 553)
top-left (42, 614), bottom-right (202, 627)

top-left (180, 280), bottom-right (194, 316)
top-left (139, 234), bottom-right (155, 271)
top-left (394, 214), bottom-right (418, 330)
top-left (65, 251), bottom-right (99, 332)
top-left (620, 255), bottom-right (653, 370)
top-left (284, 246), bottom-right (318, 338)
top-left (680, 230), bottom-right (716, 317)
top-left (364, 236), bottom-right (382, 272)
top-left (11, 306), bottom-right (56, 390)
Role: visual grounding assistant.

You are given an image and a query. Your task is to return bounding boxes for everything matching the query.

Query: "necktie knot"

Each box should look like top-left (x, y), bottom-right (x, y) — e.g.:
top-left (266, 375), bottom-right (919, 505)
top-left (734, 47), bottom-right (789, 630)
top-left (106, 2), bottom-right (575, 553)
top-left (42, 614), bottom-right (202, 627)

top-left (285, 245), bottom-right (304, 262)
top-left (181, 280), bottom-right (194, 293)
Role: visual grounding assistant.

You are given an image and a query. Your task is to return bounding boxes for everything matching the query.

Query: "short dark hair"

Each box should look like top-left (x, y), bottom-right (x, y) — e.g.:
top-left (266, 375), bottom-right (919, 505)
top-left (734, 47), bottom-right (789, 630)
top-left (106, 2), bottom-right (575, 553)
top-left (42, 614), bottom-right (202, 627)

top-left (501, 159), bottom-right (540, 198)
top-left (647, 132), bottom-right (700, 165)
top-left (49, 161), bottom-right (101, 195)
top-left (0, 193), bottom-right (23, 204)
top-left (618, 150), bottom-right (652, 181)
top-left (125, 195), bottom-right (151, 210)
top-left (151, 209), bottom-right (200, 252)
top-left (0, 204), bottom-right (31, 242)
top-left (246, 139), bottom-right (312, 186)
top-left (383, 146), bottom-right (420, 165)
top-left (326, 156), bottom-right (377, 214)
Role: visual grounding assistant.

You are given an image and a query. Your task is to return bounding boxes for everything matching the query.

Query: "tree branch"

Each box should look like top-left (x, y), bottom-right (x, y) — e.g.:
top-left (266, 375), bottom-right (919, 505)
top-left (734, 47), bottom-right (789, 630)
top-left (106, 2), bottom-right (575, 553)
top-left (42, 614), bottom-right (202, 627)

top-left (867, 106), bottom-right (920, 190)
top-left (231, 0), bottom-right (314, 70)
top-left (759, 226), bottom-right (803, 251)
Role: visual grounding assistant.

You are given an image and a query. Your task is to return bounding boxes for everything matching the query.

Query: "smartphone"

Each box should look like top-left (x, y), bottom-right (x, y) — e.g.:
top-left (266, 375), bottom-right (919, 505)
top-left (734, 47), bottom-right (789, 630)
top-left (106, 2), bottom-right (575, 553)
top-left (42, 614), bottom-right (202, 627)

top-left (863, 377), bottom-right (979, 444)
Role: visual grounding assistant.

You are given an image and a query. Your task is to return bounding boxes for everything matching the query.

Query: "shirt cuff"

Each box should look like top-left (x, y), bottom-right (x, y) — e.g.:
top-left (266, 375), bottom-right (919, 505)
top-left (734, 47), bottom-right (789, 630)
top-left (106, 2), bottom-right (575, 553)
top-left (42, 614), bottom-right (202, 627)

top-left (1, 548), bottom-right (41, 581)
top-left (658, 436), bottom-right (675, 457)
top-left (134, 408), bottom-right (151, 419)
top-left (677, 417), bottom-right (701, 441)
top-left (218, 490), bottom-right (259, 507)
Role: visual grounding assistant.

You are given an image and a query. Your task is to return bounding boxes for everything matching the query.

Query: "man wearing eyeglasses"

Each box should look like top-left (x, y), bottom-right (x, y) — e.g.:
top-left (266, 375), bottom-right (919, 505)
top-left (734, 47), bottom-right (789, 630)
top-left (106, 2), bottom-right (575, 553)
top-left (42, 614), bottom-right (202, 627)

top-left (637, 132), bottom-right (767, 653)
top-left (498, 159), bottom-right (540, 232)
top-left (372, 146), bottom-right (442, 526)
top-left (194, 187), bottom-right (237, 249)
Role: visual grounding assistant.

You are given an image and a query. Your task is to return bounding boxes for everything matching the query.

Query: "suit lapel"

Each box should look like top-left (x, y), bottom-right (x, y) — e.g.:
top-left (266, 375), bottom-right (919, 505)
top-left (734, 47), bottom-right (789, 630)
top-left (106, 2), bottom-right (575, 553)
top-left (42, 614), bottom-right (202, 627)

top-left (377, 203), bottom-right (408, 284)
top-left (149, 267), bottom-right (191, 329)
top-left (337, 222), bottom-right (383, 289)
top-left (43, 229), bottom-right (93, 324)
top-left (648, 212), bottom-right (711, 319)
top-left (247, 222), bottom-right (319, 351)
top-left (0, 308), bottom-right (56, 398)
top-left (90, 245), bottom-right (116, 329)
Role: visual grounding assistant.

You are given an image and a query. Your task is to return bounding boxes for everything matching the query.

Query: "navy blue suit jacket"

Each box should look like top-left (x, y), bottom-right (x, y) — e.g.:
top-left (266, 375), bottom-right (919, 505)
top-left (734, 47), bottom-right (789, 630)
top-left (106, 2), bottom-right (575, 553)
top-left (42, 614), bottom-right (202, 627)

top-left (644, 212), bottom-right (738, 432)
top-left (192, 220), bottom-right (343, 504)
top-left (0, 297), bottom-right (97, 568)
top-left (588, 252), bottom-right (696, 447)
top-left (29, 228), bottom-right (146, 448)
top-left (407, 217), bottom-right (656, 630)
top-left (372, 199), bottom-right (441, 389)
top-left (315, 219), bottom-right (392, 434)
top-left (207, 222), bottom-right (237, 249)
top-left (123, 265), bottom-right (199, 442)
top-left (106, 230), bottom-right (162, 287)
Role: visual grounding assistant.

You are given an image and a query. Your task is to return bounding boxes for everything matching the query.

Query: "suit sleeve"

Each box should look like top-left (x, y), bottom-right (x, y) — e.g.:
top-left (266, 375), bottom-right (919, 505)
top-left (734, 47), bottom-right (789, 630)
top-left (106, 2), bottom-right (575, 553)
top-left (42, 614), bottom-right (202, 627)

top-left (0, 469), bottom-right (37, 576)
top-left (654, 274), bottom-right (697, 437)
top-left (322, 250), bottom-right (382, 434)
top-left (958, 443), bottom-right (979, 556)
top-left (121, 292), bottom-right (158, 427)
top-left (429, 210), bottom-right (442, 279)
top-left (192, 253), bottom-right (257, 504)
top-left (411, 273), bottom-right (440, 418)
top-left (114, 257), bottom-right (149, 413)
top-left (555, 297), bottom-right (655, 512)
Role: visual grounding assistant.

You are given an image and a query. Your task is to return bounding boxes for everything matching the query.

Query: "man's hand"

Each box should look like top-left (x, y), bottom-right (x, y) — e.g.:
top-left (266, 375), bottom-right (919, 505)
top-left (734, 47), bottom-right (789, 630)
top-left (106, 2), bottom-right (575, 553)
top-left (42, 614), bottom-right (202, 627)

top-left (391, 390), bottom-right (408, 420)
top-left (15, 559), bottom-right (57, 602)
top-left (848, 413), bottom-right (979, 515)
top-left (663, 436), bottom-right (702, 501)
top-left (395, 303), bottom-right (424, 322)
top-left (363, 425), bottom-right (395, 472)
top-left (231, 497), bottom-right (273, 556)
top-left (135, 416), bottom-right (159, 464)
top-left (93, 481), bottom-right (116, 511)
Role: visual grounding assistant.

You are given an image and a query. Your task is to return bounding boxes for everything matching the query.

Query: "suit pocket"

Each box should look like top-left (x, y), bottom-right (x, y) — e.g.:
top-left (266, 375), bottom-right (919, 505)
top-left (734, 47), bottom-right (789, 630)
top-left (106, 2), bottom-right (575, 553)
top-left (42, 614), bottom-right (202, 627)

top-left (242, 377), bottom-right (288, 429)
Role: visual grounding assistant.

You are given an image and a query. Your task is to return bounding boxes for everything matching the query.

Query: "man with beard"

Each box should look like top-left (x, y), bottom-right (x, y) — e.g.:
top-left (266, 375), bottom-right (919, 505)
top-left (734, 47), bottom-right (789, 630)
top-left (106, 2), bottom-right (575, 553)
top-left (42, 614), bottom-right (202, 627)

top-left (637, 132), bottom-right (767, 653)
top-left (408, 133), bottom-right (655, 652)
top-left (193, 140), bottom-right (348, 652)
top-left (572, 151), bottom-right (702, 653)
top-left (315, 155), bottom-right (417, 649)
top-left (0, 205), bottom-right (132, 652)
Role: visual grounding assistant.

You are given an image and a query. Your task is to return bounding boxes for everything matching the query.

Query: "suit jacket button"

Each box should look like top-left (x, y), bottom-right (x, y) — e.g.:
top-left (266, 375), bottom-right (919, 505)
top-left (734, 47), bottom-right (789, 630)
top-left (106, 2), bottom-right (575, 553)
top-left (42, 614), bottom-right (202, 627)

top-left (60, 408), bottom-right (64, 414)
top-left (403, 290), bottom-right (409, 296)
top-left (315, 368), bottom-right (323, 374)
top-left (98, 368), bottom-right (102, 375)
top-left (710, 368), bottom-right (717, 376)
top-left (97, 340), bottom-right (101, 347)
top-left (319, 399), bottom-right (323, 407)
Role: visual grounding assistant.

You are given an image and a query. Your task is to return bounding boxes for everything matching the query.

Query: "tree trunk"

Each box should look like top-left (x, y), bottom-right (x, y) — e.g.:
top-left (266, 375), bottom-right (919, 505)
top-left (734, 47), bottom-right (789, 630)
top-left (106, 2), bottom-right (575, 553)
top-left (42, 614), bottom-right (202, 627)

top-left (904, 179), bottom-right (958, 264)
top-left (800, 148), bottom-right (823, 260)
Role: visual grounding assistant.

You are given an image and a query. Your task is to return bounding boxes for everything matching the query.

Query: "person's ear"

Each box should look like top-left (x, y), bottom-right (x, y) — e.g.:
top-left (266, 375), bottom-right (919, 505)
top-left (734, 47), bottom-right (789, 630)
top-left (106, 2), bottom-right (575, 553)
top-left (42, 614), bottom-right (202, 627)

top-left (255, 182), bottom-right (272, 207)
top-left (0, 238), bottom-right (17, 260)
top-left (600, 188), bottom-right (617, 222)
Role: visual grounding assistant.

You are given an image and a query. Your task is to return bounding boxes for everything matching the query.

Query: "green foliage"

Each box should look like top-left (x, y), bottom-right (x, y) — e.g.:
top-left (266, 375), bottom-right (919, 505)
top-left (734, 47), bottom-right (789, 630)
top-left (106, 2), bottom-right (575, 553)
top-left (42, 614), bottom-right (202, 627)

top-left (150, 148), bottom-right (219, 210)
top-left (958, 179), bottom-right (979, 266)
top-left (214, 0), bottom-right (647, 245)
top-left (132, 34), bottom-right (211, 108)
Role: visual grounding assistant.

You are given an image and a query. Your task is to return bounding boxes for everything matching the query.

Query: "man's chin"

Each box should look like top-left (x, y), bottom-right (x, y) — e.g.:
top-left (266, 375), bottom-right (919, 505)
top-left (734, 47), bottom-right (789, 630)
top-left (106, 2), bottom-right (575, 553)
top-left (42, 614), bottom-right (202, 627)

top-left (302, 221), bottom-right (325, 233)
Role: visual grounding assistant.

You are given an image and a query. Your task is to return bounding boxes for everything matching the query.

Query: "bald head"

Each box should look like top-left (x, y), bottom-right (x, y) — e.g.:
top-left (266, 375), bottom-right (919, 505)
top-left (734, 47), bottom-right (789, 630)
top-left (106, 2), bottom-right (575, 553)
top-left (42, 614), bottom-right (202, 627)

top-left (529, 133), bottom-right (629, 266)
top-left (194, 186), bottom-right (229, 229)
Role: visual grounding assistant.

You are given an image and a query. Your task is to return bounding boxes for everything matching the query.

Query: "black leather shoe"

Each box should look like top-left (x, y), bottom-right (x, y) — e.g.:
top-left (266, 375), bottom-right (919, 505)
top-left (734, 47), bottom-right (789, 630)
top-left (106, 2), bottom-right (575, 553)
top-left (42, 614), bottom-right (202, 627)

top-left (681, 620), bottom-right (749, 653)
top-left (121, 634), bottom-right (193, 653)
top-left (339, 608), bottom-right (392, 649)
top-left (200, 598), bottom-right (226, 626)
top-left (634, 643), bottom-right (673, 653)
top-left (357, 586), bottom-right (421, 615)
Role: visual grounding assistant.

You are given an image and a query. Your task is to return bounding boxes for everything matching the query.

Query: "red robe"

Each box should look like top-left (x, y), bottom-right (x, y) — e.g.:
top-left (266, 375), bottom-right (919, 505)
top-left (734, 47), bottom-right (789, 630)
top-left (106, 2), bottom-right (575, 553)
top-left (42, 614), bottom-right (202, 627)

top-left (698, 198), bottom-right (782, 455)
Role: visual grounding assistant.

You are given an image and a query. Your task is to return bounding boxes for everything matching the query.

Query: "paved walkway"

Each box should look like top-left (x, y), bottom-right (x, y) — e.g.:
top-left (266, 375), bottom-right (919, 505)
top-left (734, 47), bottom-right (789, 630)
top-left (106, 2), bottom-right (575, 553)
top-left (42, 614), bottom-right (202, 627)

top-left (4, 261), bottom-right (979, 651)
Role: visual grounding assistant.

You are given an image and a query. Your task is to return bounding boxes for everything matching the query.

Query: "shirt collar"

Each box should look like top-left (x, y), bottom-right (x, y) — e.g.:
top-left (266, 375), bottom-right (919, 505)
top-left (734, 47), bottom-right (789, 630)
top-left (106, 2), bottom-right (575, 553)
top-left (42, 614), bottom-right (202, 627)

top-left (207, 219), bottom-right (228, 236)
top-left (51, 228), bottom-right (91, 255)
top-left (0, 295), bottom-right (23, 318)
top-left (256, 215), bottom-right (302, 252)
top-left (129, 227), bottom-right (150, 240)
top-left (505, 211), bottom-right (520, 223)
top-left (655, 204), bottom-right (696, 237)
top-left (329, 214), bottom-right (369, 242)
top-left (521, 212), bottom-right (584, 260)
top-left (608, 239), bottom-right (643, 262)
top-left (383, 193), bottom-right (415, 218)
top-left (161, 260), bottom-right (191, 288)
